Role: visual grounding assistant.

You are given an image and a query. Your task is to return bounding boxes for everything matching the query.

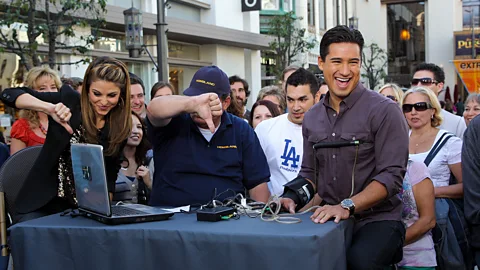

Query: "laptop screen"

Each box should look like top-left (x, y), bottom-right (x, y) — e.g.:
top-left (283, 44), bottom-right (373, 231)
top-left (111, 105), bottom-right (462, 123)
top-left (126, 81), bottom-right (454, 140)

top-left (71, 144), bottom-right (112, 216)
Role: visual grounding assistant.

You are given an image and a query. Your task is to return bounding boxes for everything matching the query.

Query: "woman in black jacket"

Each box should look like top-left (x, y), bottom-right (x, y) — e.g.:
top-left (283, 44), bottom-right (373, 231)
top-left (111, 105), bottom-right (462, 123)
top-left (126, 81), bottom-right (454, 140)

top-left (1, 57), bottom-right (132, 223)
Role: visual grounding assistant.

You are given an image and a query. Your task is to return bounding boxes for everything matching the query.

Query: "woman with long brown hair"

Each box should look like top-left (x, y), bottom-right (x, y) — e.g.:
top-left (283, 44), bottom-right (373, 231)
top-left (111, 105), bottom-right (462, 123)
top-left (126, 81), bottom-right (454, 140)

top-left (114, 112), bottom-right (152, 204)
top-left (1, 57), bottom-right (132, 223)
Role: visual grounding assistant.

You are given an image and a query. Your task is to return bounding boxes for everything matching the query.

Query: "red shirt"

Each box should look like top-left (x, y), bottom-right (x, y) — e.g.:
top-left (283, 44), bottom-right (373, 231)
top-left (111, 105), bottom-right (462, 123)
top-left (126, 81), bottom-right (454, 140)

top-left (10, 118), bottom-right (45, 147)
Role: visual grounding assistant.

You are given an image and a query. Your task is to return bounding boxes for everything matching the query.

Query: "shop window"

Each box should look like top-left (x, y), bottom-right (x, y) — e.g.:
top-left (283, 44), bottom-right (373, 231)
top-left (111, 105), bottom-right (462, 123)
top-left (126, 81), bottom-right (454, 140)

top-left (262, 0), bottom-right (279, 10)
top-left (386, 2), bottom-right (425, 87)
top-left (308, 0), bottom-right (315, 26)
top-left (168, 42), bottom-right (200, 60)
top-left (463, 1), bottom-right (480, 29)
top-left (319, 0), bottom-right (326, 29)
top-left (260, 0), bottom-right (295, 14)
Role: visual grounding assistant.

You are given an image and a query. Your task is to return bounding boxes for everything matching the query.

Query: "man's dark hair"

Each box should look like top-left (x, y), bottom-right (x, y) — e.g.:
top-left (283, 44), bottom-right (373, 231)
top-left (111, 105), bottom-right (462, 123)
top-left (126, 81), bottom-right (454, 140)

top-left (229, 75), bottom-right (250, 97)
top-left (129, 72), bottom-right (145, 94)
top-left (315, 75), bottom-right (327, 87)
top-left (286, 68), bottom-right (319, 97)
top-left (414, 63), bottom-right (445, 84)
top-left (319, 25), bottom-right (364, 61)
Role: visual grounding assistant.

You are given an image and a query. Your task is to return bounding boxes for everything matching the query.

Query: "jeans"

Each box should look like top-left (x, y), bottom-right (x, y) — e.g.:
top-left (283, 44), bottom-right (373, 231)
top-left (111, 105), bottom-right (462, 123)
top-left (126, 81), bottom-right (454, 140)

top-left (347, 220), bottom-right (406, 270)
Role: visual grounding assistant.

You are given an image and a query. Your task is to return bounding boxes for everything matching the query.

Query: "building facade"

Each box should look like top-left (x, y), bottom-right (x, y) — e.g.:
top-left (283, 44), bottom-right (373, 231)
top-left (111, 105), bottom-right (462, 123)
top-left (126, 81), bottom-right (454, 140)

top-left (356, 0), bottom-right (465, 98)
top-left (259, 0), bottom-right (352, 86)
top-left (0, 0), bottom-right (271, 106)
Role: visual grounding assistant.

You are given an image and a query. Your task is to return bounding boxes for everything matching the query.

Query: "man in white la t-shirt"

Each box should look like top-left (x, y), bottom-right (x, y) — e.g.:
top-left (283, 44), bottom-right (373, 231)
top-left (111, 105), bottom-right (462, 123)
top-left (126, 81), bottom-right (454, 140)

top-left (412, 63), bottom-right (466, 138)
top-left (255, 68), bottom-right (319, 196)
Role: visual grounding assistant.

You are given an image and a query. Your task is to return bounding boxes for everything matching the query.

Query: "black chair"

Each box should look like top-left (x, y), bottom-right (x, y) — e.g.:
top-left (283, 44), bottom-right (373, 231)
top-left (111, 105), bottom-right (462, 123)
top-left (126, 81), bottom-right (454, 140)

top-left (0, 145), bottom-right (42, 224)
top-left (0, 145), bottom-right (42, 269)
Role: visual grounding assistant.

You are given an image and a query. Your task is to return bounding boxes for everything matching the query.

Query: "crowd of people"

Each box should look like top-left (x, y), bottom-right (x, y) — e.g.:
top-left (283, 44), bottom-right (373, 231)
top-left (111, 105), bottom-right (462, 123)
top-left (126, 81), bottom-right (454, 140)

top-left (0, 25), bottom-right (480, 269)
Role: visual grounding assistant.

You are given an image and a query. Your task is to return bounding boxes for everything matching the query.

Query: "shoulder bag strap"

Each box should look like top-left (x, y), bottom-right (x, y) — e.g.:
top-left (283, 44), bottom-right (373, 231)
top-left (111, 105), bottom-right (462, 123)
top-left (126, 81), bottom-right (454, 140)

top-left (424, 132), bottom-right (454, 167)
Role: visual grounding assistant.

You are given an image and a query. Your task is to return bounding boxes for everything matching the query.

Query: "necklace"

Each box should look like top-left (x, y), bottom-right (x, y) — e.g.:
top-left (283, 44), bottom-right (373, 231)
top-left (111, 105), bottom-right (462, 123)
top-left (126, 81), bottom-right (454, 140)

top-left (411, 129), bottom-right (436, 148)
top-left (39, 123), bottom-right (48, 135)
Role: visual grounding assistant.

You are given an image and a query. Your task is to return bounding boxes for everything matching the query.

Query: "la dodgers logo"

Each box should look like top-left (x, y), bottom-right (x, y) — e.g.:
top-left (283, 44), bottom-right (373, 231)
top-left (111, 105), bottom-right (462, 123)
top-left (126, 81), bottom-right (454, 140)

top-left (280, 139), bottom-right (300, 168)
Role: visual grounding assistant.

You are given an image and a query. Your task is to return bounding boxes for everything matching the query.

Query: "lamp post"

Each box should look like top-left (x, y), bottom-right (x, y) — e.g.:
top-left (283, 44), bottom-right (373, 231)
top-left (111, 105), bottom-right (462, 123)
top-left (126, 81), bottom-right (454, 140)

top-left (156, 0), bottom-right (169, 82)
top-left (124, 2), bottom-right (168, 82)
top-left (472, 7), bottom-right (476, 59)
top-left (466, 8), bottom-right (476, 59)
top-left (123, 7), bottom-right (143, 58)
top-left (348, 17), bottom-right (358, 30)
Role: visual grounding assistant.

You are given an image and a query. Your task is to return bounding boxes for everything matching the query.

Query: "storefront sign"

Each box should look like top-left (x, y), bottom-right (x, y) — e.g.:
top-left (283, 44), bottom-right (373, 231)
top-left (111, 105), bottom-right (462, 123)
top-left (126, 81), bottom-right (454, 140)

top-left (454, 34), bottom-right (480, 56)
top-left (242, 0), bottom-right (261, 12)
top-left (453, 59), bottom-right (480, 93)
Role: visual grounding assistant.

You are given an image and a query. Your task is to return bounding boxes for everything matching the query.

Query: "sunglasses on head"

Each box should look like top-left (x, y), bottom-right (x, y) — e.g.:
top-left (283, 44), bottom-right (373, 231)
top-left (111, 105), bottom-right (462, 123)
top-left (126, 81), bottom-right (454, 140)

top-left (386, 95), bottom-right (397, 102)
top-left (411, 78), bottom-right (438, 86)
top-left (402, 102), bottom-right (433, 113)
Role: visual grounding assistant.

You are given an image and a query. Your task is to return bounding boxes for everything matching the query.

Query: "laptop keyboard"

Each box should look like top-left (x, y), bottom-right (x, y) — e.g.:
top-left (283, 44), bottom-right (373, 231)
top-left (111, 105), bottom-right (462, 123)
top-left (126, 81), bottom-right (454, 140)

top-left (111, 206), bottom-right (148, 217)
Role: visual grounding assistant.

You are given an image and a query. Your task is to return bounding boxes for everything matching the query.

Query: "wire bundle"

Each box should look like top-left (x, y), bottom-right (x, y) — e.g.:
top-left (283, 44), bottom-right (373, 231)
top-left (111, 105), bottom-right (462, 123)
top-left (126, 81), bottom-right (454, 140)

top-left (260, 195), bottom-right (323, 224)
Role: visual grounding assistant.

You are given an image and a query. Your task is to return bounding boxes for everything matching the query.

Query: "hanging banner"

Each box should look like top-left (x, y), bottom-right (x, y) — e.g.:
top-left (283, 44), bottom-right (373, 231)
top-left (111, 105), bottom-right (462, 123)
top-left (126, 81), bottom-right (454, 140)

top-left (242, 0), bottom-right (261, 12)
top-left (453, 59), bottom-right (480, 94)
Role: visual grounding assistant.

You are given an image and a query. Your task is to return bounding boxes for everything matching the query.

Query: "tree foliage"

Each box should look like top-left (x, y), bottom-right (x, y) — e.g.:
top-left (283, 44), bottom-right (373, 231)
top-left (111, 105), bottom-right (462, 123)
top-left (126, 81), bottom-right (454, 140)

top-left (361, 43), bottom-right (388, 90)
top-left (268, 11), bottom-right (316, 79)
top-left (0, 0), bottom-right (107, 70)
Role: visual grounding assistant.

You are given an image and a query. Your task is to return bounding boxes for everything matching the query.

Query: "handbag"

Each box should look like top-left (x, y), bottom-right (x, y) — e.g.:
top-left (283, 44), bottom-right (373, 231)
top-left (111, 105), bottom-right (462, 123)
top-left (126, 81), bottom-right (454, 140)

top-left (423, 132), bottom-right (474, 270)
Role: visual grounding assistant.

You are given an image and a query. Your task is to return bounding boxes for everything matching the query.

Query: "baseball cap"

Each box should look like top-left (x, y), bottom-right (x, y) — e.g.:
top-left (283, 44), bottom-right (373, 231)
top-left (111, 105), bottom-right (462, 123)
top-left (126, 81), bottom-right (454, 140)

top-left (183, 66), bottom-right (231, 97)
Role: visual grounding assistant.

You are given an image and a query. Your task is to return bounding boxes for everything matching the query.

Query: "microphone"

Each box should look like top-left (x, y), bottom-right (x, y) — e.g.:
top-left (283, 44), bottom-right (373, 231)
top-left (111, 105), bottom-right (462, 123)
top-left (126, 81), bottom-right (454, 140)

top-left (313, 140), bottom-right (362, 149)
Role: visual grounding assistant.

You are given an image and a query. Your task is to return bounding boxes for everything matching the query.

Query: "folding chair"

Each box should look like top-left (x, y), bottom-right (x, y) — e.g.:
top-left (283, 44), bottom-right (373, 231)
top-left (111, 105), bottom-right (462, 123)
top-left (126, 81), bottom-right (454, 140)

top-left (0, 145), bottom-right (42, 269)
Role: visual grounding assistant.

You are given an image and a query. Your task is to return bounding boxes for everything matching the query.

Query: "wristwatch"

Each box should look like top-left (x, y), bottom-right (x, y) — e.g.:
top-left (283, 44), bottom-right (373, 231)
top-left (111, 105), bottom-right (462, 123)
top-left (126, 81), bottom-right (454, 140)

top-left (340, 199), bottom-right (355, 216)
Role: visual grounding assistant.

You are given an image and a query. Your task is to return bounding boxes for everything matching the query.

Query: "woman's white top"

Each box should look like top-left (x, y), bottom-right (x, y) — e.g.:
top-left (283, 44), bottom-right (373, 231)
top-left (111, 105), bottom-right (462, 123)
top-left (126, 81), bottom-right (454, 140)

top-left (408, 129), bottom-right (462, 187)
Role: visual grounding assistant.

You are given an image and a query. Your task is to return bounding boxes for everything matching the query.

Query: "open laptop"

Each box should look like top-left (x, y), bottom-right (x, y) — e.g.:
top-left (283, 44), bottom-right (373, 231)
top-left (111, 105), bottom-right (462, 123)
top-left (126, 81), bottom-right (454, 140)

top-left (71, 143), bottom-right (174, 225)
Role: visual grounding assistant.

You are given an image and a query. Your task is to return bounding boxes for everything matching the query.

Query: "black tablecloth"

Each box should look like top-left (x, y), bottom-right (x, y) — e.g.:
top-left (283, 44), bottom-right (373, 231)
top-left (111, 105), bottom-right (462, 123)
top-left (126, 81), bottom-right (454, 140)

top-left (10, 212), bottom-right (353, 270)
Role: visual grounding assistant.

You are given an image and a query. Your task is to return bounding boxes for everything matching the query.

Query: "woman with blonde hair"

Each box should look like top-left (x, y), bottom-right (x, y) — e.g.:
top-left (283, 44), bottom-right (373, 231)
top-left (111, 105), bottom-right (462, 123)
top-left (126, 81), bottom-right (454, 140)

top-left (256, 85), bottom-right (286, 113)
top-left (10, 66), bottom-right (61, 154)
top-left (1, 57), bottom-right (132, 223)
top-left (463, 93), bottom-right (480, 126)
top-left (401, 86), bottom-right (463, 198)
top-left (378, 83), bottom-right (404, 103)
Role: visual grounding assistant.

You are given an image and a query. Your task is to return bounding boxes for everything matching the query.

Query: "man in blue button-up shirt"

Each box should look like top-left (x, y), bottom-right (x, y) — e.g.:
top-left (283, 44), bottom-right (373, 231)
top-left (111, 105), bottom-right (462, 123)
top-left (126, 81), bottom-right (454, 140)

top-left (146, 66), bottom-right (271, 207)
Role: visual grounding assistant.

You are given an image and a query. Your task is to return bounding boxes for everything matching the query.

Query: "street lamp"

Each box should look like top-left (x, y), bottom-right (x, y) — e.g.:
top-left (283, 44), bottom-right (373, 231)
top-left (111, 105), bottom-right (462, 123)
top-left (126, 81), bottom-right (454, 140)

top-left (123, 7), bottom-right (143, 58)
top-left (348, 17), bottom-right (359, 30)
top-left (465, 8), bottom-right (476, 59)
top-left (123, 2), bottom-right (169, 82)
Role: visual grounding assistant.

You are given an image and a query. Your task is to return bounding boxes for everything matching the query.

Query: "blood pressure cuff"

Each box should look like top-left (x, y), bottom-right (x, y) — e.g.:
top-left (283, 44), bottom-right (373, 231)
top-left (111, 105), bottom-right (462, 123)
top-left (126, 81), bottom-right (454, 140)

top-left (281, 176), bottom-right (314, 211)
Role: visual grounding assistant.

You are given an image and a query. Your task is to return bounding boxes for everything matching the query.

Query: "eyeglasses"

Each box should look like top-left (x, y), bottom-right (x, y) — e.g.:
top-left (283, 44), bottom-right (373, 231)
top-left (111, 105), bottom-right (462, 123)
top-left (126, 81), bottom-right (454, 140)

top-left (402, 102), bottom-right (433, 113)
top-left (411, 78), bottom-right (438, 86)
top-left (386, 95), bottom-right (397, 102)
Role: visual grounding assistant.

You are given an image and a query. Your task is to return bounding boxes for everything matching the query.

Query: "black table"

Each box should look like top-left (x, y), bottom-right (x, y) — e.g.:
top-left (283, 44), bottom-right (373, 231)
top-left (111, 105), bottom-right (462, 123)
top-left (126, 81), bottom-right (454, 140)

top-left (9, 212), bottom-right (353, 270)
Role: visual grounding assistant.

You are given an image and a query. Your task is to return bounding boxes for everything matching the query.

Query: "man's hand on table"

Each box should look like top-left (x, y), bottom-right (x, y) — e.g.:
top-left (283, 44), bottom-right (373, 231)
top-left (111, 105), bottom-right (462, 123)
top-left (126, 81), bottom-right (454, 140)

top-left (280, 198), bottom-right (297, 214)
top-left (310, 204), bottom-right (349, 224)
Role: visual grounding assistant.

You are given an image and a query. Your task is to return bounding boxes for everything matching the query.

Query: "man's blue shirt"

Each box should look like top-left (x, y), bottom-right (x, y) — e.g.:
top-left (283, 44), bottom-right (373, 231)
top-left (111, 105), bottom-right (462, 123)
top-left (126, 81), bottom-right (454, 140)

top-left (146, 112), bottom-right (270, 207)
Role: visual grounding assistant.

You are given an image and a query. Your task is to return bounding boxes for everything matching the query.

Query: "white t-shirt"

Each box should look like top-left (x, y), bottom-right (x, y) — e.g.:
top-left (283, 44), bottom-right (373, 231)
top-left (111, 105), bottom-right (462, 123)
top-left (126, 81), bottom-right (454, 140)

top-left (197, 122), bottom-right (220, 142)
top-left (255, 114), bottom-right (303, 196)
top-left (439, 109), bottom-right (466, 139)
top-left (409, 129), bottom-right (462, 187)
